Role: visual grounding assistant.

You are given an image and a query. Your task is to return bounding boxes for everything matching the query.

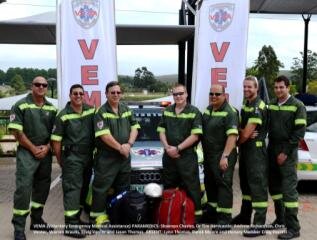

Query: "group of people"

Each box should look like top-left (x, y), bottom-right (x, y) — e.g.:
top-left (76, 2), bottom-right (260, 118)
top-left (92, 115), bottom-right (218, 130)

top-left (8, 75), bottom-right (306, 240)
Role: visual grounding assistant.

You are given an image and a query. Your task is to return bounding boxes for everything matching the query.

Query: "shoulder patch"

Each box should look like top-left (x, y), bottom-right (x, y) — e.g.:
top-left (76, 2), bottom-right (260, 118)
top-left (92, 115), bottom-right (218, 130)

top-left (9, 114), bottom-right (15, 122)
top-left (97, 120), bottom-right (104, 129)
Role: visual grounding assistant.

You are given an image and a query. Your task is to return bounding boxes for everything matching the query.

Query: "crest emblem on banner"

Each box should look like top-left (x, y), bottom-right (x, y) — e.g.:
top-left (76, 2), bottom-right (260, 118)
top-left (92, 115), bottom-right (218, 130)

top-left (209, 3), bottom-right (234, 32)
top-left (72, 0), bottom-right (100, 29)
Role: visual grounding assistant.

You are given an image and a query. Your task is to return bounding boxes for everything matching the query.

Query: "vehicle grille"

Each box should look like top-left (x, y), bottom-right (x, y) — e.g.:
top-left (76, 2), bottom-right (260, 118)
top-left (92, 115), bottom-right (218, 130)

top-left (131, 169), bottom-right (162, 184)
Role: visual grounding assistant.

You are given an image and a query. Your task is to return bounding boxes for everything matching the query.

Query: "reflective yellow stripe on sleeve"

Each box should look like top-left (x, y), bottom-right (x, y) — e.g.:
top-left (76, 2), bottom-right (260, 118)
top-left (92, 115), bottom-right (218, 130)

top-left (51, 134), bottom-right (62, 141)
top-left (95, 129), bottom-right (111, 137)
top-left (191, 128), bottom-right (203, 134)
top-left (295, 119), bottom-right (307, 125)
top-left (242, 195), bottom-right (252, 201)
top-left (30, 201), bottom-right (44, 209)
top-left (8, 123), bottom-right (23, 131)
top-left (226, 129), bottom-right (238, 135)
top-left (157, 127), bottom-right (166, 133)
top-left (64, 210), bottom-right (80, 217)
top-left (248, 118), bottom-right (262, 125)
top-left (131, 123), bottom-right (141, 129)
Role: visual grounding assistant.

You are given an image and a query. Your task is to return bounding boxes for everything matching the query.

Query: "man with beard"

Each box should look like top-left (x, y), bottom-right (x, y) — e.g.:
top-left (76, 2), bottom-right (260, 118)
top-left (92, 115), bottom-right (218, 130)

top-left (237, 76), bottom-right (269, 237)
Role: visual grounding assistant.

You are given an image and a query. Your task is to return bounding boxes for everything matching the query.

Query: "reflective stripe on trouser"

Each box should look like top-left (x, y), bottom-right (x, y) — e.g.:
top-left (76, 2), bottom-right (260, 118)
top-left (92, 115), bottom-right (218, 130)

top-left (90, 150), bottom-right (130, 217)
top-left (241, 141), bottom-right (268, 225)
top-left (62, 150), bottom-right (93, 222)
top-left (12, 146), bottom-right (52, 231)
top-left (204, 150), bottom-right (237, 224)
top-left (162, 151), bottom-right (201, 212)
top-left (268, 143), bottom-right (300, 231)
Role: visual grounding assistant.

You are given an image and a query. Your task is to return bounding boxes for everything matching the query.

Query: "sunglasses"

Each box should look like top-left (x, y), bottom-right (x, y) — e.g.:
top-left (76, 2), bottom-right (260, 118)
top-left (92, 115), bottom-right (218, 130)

top-left (110, 91), bottom-right (122, 95)
top-left (172, 92), bottom-right (185, 97)
top-left (33, 83), bottom-right (48, 88)
top-left (72, 92), bottom-right (84, 96)
top-left (209, 92), bottom-right (223, 97)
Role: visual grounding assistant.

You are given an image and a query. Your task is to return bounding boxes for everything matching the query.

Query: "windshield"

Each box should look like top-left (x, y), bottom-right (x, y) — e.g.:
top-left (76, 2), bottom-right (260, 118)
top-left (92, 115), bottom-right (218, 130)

top-left (134, 109), bottom-right (162, 141)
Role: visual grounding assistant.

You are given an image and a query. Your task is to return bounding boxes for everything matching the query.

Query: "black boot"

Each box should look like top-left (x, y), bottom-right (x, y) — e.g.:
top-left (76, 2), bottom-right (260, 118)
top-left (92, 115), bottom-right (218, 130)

top-left (231, 200), bottom-right (252, 225)
top-left (64, 224), bottom-right (86, 238)
top-left (30, 218), bottom-right (54, 232)
top-left (14, 231), bottom-right (26, 240)
top-left (201, 204), bottom-right (217, 224)
top-left (278, 230), bottom-right (300, 239)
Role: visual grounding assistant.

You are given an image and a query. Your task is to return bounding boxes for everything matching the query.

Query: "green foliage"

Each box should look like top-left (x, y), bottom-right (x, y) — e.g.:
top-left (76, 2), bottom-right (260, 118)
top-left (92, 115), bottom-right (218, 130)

top-left (132, 66), bottom-right (171, 93)
top-left (289, 84), bottom-right (298, 95)
top-left (307, 80), bottom-right (317, 95)
top-left (246, 66), bottom-right (258, 77)
top-left (3, 67), bottom-right (57, 88)
top-left (291, 50), bottom-right (317, 91)
top-left (253, 45), bottom-right (284, 98)
top-left (133, 67), bottom-right (156, 90)
top-left (10, 74), bottom-right (26, 94)
top-left (0, 69), bottom-right (5, 84)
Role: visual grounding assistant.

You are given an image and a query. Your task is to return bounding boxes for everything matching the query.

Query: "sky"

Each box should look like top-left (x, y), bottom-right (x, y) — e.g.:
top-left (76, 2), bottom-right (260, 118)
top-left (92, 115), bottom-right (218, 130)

top-left (0, 0), bottom-right (317, 76)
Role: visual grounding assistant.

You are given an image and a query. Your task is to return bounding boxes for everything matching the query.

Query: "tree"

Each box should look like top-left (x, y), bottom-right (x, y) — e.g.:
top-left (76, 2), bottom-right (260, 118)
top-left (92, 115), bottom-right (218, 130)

top-left (290, 50), bottom-right (317, 90)
top-left (253, 45), bottom-right (284, 97)
top-left (10, 74), bottom-right (26, 94)
top-left (0, 69), bottom-right (5, 85)
top-left (307, 80), bottom-right (317, 95)
top-left (133, 66), bottom-right (156, 89)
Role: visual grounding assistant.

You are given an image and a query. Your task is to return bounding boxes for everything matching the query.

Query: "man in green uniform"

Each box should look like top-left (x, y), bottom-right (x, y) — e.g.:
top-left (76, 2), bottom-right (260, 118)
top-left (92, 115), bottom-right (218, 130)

top-left (238, 76), bottom-right (268, 237)
top-left (51, 84), bottom-right (95, 238)
top-left (8, 76), bottom-right (57, 240)
top-left (202, 84), bottom-right (238, 230)
top-left (89, 81), bottom-right (140, 227)
top-left (157, 83), bottom-right (203, 222)
top-left (268, 75), bottom-right (306, 240)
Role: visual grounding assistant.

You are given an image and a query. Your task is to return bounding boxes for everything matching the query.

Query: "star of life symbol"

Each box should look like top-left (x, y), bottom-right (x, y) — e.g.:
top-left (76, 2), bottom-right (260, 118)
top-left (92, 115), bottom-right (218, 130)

top-left (209, 3), bottom-right (234, 32)
top-left (72, 0), bottom-right (100, 29)
top-left (97, 120), bottom-right (103, 129)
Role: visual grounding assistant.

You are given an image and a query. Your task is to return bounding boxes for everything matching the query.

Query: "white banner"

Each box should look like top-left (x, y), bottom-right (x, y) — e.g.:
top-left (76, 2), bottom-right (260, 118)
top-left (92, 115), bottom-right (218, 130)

top-left (57, 0), bottom-right (117, 109)
top-left (191, 0), bottom-right (249, 111)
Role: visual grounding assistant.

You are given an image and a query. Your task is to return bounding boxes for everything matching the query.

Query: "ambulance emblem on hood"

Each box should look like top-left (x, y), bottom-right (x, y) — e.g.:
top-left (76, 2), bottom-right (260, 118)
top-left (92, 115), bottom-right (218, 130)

top-left (72, 0), bottom-right (100, 29)
top-left (209, 3), bottom-right (234, 32)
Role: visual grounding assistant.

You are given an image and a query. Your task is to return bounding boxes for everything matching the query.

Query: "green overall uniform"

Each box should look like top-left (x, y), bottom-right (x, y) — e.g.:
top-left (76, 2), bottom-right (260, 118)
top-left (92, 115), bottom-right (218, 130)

top-left (268, 96), bottom-right (306, 232)
top-left (157, 103), bottom-right (203, 216)
top-left (8, 93), bottom-right (57, 232)
top-left (202, 101), bottom-right (239, 225)
top-left (240, 96), bottom-right (268, 226)
top-left (90, 102), bottom-right (140, 225)
top-left (51, 102), bottom-right (95, 225)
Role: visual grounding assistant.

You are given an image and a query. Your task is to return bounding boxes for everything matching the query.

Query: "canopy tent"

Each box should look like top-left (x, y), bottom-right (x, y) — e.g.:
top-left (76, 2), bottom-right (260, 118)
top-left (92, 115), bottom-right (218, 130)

top-left (0, 93), bottom-right (58, 110)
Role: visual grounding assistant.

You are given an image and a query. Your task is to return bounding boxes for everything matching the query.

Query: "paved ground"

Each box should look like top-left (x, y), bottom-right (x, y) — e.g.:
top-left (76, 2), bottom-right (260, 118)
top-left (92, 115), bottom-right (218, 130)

top-left (1, 157), bottom-right (317, 240)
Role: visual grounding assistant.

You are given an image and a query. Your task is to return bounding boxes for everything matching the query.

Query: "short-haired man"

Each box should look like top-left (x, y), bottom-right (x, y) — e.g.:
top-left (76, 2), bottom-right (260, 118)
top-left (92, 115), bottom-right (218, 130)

top-left (157, 84), bottom-right (203, 222)
top-left (51, 84), bottom-right (95, 238)
top-left (238, 76), bottom-right (269, 237)
top-left (90, 81), bottom-right (140, 227)
top-left (202, 84), bottom-right (239, 231)
top-left (268, 75), bottom-right (306, 240)
top-left (8, 76), bottom-right (57, 240)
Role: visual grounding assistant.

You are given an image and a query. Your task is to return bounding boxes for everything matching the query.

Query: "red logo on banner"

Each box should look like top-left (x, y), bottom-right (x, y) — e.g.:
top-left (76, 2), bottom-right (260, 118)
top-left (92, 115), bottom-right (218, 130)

top-left (72, 0), bottom-right (100, 29)
top-left (209, 3), bottom-right (234, 32)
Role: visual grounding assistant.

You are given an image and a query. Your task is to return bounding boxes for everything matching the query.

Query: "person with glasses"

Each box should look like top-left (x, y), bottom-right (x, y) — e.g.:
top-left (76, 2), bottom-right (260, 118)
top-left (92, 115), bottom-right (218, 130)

top-left (51, 84), bottom-right (95, 238)
top-left (89, 81), bottom-right (140, 227)
top-left (8, 76), bottom-right (57, 240)
top-left (235, 76), bottom-right (269, 237)
top-left (157, 83), bottom-right (203, 224)
top-left (201, 84), bottom-right (239, 232)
